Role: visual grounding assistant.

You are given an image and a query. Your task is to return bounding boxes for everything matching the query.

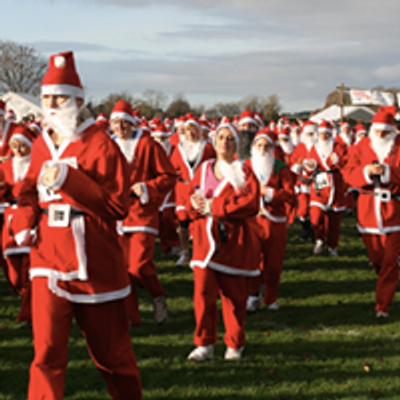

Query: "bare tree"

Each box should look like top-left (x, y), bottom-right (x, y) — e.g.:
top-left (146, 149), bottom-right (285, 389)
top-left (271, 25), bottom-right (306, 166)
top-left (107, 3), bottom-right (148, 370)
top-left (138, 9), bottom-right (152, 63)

top-left (142, 89), bottom-right (168, 112)
top-left (262, 94), bottom-right (281, 122)
top-left (92, 91), bottom-right (134, 116)
top-left (0, 40), bottom-right (47, 96)
top-left (165, 93), bottom-right (192, 118)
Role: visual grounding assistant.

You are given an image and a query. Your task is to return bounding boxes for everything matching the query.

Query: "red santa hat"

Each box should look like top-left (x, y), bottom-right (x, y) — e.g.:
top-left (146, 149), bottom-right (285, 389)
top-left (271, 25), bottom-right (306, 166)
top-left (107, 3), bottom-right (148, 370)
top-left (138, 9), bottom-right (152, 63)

top-left (291, 122), bottom-right (300, 132)
top-left (0, 100), bottom-right (5, 117)
top-left (214, 122), bottom-right (240, 148)
top-left (252, 128), bottom-right (276, 146)
top-left (340, 121), bottom-right (350, 128)
top-left (301, 120), bottom-right (317, 135)
top-left (175, 116), bottom-right (186, 127)
top-left (318, 120), bottom-right (333, 134)
top-left (96, 113), bottom-right (108, 123)
top-left (199, 112), bottom-right (208, 121)
top-left (278, 126), bottom-right (291, 139)
top-left (10, 125), bottom-right (35, 147)
top-left (370, 106), bottom-right (397, 132)
top-left (110, 100), bottom-right (136, 125)
top-left (200, 120), bottom-right (211, 131)
top-left (132, 109), bottom-right (142, 124)
top-left (141, 121), bottom-right (151, 135)
top-left (220, 115), bottom-right (231, 125)
top-left (27, 121), bottom-right (42, 137)
top-left (238, 109), bottom-right (258, 128)
top-left (151, 123), bottom-right (170, 138)
top-left (185, 116), bottom-right (200, 129)
top-left (5, 109), bottom-right (16, 121)
top-left (254, 112), bottom-right (265, 129)
top-left (41, 51), bottom-right (84, 98)
top-left (355, 119), bottom-right (367, 136)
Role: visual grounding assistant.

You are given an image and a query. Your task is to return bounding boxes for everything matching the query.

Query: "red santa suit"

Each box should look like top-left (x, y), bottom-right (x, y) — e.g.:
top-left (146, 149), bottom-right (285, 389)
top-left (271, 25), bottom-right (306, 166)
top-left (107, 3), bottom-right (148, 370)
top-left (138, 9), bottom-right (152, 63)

top-left (1, 145), bottom-right (33, 322)
top-left (305, 128), bottom-right (347, 251)
top-left (171, 139), bottom-right (215, 222)
top-left (115, 127), bottom-right (176, 324)
top-left (245, 150), bottom-right (295, 307)
top-left (188, 158), bottom-right (261, 351)
top-left (12, 52), bottom-right (142, 400)
top-left (342, 108), bottom-right (400, 314)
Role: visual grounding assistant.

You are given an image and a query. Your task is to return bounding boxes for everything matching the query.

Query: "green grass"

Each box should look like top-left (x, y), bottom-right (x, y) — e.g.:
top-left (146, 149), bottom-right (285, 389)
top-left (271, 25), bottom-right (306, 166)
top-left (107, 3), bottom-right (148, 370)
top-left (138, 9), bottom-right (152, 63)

top-left (1, 216), bottom-right (400, 399)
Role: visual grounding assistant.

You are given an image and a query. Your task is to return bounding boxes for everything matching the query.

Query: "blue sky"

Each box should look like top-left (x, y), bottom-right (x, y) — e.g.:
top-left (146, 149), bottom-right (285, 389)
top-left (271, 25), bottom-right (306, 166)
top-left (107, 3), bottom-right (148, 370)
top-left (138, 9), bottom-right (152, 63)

top-left (2, 0), bottom-right (400, 112)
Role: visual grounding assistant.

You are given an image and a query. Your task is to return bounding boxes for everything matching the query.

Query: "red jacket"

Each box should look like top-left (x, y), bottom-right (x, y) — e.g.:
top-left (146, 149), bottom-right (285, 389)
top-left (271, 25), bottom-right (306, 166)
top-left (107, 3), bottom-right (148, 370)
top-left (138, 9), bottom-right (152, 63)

top-left (188, 159), bottom-right (262, 276)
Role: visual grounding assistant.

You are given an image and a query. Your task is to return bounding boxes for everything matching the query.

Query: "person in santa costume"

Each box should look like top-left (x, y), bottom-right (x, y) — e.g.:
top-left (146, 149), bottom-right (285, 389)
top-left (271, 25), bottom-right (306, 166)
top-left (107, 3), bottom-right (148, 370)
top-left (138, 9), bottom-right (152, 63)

top-left (342, 106), bottom-right (400, 317)
top-left (111, 100), bottom-right (176, 326)
top-left (0, 126), bottom-right (35, 327)
top-left (237, 109), bottom-right (260, 159)
top-left (186, 122), bottom-right (261, 362)
top-left (290, 122), bottom-right (301, 147)
top-left (277, 126), bottom-right (295, 165)
top-left (245, 129), bottom-right (295, 312)
top-left (305, 120), bottom-right (347, 256)
top-left (289, 121), bottom-right (318, 242)
top-left (170, 117), bottom-right (215, 267)
top-left (169, 115), bottom-right (186, 146)
top-left (11, 51), bottom-right (142, 399)
top-left (151, 123), bottom-right (180, 257)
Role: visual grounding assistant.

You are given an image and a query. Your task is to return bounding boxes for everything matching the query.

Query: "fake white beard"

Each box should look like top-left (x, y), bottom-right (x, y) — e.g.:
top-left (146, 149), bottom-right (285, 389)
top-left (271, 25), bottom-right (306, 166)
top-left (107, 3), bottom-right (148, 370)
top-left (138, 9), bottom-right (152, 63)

top-left (279, 140), bottom-right (294, 155)
top-left (316, 137), bottom-right (333, 159)
top-left (301, 135), bottom-right (317, 151)
top-left (116, 137), bottom-right (137, 163)
top-left (218, 159), bottom-right (246, 190)
top-left (181, 138), bottom-right (203, 163)
top-left (42, 98), bottom-right (81, 142)
top-left (251, 147), bottom-right (274, 184)
top-left (12, 155), bottom-right (30, 182)
top-left (340, 132), bottom-right (353, 147)
top-left (291, 132), bottom-right (301, 147)
top-left (369, 130), bottom-right (396, 163)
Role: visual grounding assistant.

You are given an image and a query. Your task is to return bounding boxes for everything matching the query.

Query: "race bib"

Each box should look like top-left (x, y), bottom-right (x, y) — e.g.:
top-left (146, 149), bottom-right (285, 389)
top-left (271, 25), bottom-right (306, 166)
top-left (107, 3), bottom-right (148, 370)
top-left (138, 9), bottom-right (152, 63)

top-left (315, 172), bottom-right (330, 190)
top-left (48, 204), bottom-right (71, 227)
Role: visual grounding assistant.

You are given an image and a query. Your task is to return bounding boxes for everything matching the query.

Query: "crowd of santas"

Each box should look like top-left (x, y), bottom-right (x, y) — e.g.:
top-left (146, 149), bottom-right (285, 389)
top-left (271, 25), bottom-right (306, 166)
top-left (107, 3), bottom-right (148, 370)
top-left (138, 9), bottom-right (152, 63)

top-left (1, 53), bottom-right (400, 381)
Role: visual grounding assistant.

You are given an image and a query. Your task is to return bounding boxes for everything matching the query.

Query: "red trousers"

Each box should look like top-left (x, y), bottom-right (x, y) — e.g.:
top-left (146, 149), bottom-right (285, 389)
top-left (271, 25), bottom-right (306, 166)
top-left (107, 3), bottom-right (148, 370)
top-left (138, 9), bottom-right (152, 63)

top-left (158, 208), bottom-right (179, 254)
top-left (120, 232), bottom-right (164, 324)
top-left (362, 232), bottom-right (400, 313)
top-left (28, 278), bottom-right (142, 400)
top-left (310, 207), bottom-right (343, 248)
top-left (6, 254), bottom-right (31, 322)
top-left (193, 267), bottom-right (247, 350)
top-left (296, 193), bottom-right (310, 220)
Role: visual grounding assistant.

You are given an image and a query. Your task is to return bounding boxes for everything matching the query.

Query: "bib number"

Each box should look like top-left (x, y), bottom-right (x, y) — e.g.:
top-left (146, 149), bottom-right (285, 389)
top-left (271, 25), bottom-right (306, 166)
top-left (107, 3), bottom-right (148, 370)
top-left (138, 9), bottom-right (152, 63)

top-left (315, 172), bottom-right (330, 190)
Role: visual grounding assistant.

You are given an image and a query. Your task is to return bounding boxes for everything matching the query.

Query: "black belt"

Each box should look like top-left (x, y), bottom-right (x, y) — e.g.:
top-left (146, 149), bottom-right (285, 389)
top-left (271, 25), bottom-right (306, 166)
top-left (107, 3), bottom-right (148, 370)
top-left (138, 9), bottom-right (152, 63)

top-left (40, 207), bottom-right (87, 217)
top-left (361, 190), bottom-right (400, 203)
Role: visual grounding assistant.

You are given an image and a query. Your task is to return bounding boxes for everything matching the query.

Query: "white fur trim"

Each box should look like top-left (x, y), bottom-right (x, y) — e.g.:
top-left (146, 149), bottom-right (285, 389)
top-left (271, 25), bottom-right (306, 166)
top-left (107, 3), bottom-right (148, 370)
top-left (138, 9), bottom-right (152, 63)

top-left (264, 187), bottom-right (274, 203)
top-left (371, 123), bottom-right (395, 132)
top-left (291, 163), bottom-right (302, 175)
top-left (41, 84), bottom-right (84, 98)
top-left (110, 111), bottom-right (136, 125)
top-left (363, 165), bottom-right (374, 185)
top-left (121, 226), bottom-right (159, 236)
top-left (139, 183), bottom-right (149, 205)
top-left (381, 164), bottom-right (391, 184)
top-left (15, 229), bottom-right (31, 246)
top-left (239, 116), bottom-right (258, 127)
top-left (10, 134), bottom-right (32, 147)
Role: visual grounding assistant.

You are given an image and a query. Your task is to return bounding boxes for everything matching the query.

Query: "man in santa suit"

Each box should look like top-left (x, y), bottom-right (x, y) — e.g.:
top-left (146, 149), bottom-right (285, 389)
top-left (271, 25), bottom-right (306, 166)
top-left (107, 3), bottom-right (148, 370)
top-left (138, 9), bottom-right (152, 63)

top-left (170, 117), bottom-right (215, 266)
top-left (245, 129), bottom-right (295, 312)
top-left (277, 126), bottom-right (295, 165)
top-left (0, 126), bottom-right (36, 327)
top-left (169, 116), bottom-right (186, 146)
top-left (305, 120), bottom-right (347, 256)
top-left (289, 121), bottom-right (317, 242)
top-left (110, 100), bottom-right (176, 326)
top-left (150, 123), bottom-right (180, 257)
top-left (290, 122), bottom-right (301, 147)
top-left (236, 109), bottom-right (260, 159)
top-left (11, 51), bottom-right (141, 399)
top-left (343, 106), bottom-right (400, 317)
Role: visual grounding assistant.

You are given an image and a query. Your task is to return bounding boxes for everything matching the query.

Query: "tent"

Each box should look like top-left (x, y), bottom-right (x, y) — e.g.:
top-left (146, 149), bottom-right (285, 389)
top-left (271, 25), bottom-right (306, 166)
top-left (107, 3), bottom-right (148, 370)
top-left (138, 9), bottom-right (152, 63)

top-left (1, 92), bottom-right (42, 121)
top-left (310, 105), bottom-right (375, 124)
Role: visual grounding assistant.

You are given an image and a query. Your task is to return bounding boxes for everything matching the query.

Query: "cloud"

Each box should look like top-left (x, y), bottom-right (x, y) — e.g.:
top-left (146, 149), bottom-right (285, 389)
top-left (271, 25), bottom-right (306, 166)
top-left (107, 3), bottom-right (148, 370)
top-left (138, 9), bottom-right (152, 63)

top-left (373, 64), bottom-right (400, 81)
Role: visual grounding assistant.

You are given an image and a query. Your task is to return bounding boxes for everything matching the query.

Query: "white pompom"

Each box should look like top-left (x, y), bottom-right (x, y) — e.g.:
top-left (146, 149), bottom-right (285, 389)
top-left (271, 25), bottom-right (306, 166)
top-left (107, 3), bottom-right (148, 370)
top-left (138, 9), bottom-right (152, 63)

top-left (54, 56), bottom-right (66, 68)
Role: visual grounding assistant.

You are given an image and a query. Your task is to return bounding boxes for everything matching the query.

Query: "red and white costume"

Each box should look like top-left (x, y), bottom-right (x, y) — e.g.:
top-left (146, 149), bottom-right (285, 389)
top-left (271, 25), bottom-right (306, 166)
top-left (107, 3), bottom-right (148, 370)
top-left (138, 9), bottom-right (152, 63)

top-left (13, 52), bottom-right (141, 400)
top-left (342, 107), bottom-right (400, 313)
top-left (188, 157), bottom-right (261, 350)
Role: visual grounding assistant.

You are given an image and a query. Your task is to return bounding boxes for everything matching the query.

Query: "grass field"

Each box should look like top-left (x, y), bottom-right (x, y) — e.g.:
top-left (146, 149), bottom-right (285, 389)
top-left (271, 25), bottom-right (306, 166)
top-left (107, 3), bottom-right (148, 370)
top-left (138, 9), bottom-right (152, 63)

top-left (1, 215), bottom-right (400, 399)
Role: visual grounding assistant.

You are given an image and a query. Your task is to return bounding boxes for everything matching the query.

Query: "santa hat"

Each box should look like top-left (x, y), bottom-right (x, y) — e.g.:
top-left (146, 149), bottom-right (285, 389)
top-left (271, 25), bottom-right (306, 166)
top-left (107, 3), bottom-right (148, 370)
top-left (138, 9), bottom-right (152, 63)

top-left (185, 116), bottom-right (200, 129)
top-left (371, 106), bottom-right (397, 132)
top-left (96, 113), bottom-right (108, 123)
top-left (238, 109), bottom-right (258, 127)
top-left (141, 121), bottom-right (151, 135)
top-left (254, 113), bottom-right (265, 129)
top-left (110, 100), bottom-right (136, 125)
top-left (291, 122), bottom-right (300, 132)
top-left (252, 128), bottom-right (276, 146)
top-left (200, 120), bottom-right (211, 131)
top-left (340, 121), bottom-right (350, 128)
top-left (301, 120), bottom-right (317, 135)
top-left (318, 120), bottom-right (333, 134)
top-left (220, 115), bottom-right (231, 125)
top-left (175, 116), bottom-right (186, 127)
top-left (355, 119), bottom-right (367, 136)
top-left (199, 112), bottom-right (208, 121)
top-left (278, 126), bottom-right (291, 139)
top-left (0, 100), bottom-right (5, 117)
top-left (10, 125), bottom-right (35, 147)
top-left (5, 109), bottom-right (16, 121)
top-left (132, 109), bottom-right (142, 124)
top-left (214, 123), bottom-right (240, 148)
top-left (27, 121), bottom-right (41, 137)
top-left (151, 123), bottom-right (170, 138)
top-left (41, 51), bottom-right (84, 98)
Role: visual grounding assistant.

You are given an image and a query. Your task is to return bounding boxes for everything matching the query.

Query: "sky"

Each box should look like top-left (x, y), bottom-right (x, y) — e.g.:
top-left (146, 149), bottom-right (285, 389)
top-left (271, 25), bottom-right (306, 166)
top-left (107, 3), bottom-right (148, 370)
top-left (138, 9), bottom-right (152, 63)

top-left (2, 0), bottom-right (400, 113)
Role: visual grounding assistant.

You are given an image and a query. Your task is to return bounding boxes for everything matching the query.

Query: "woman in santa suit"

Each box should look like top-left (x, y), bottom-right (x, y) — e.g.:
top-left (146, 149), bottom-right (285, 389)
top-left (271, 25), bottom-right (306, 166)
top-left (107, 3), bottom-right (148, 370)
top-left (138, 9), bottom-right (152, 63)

top-left (304, 120), bottom-right (348, 256)
top-left (186, 123), bottom-right (261, 362)
top-left (170, 117), bottom-right (215, 266)
top-left (0, 126), bottom-right (36, 326)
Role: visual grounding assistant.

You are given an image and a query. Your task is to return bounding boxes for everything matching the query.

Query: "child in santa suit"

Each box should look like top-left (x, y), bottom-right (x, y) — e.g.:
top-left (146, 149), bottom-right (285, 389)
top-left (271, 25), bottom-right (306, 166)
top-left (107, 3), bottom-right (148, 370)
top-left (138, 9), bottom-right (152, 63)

top-left (0, 126), bottom-right (35, 325)
top-left (304, 120), bottom-right (348, 256)
top-left (343, 106), bottom-right (400, 317)
top-left (151, 123), bottom-right (180, 257)
top-left (245, 129), bottom-right (295, 312)
top-left (289, 121), bottom-right (318, 242)
top-left (170, 117), bottom-right (215, 267)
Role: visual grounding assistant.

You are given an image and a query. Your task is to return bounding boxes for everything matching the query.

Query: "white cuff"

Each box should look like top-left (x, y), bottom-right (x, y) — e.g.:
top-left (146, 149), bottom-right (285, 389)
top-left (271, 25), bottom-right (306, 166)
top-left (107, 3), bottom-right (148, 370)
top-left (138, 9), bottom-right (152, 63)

top-left (40, 161), bottom-right (69, 191)
top-left (203, 198), bottom-right (212, 214)
top-left (291, 163), bottom-right (302, 175)
top-left (15, 229), bottom-right (30, 246)
top-left (264, 187), bottom-right (275, 203)
top-left (381, 164), bottom-right (391, 184)
top-left (139, 183), bottom-right (149, 205)
top-left (303, 159), bottom-right (317, 172)
top-left (363, 165), bottom-right (374, 185)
